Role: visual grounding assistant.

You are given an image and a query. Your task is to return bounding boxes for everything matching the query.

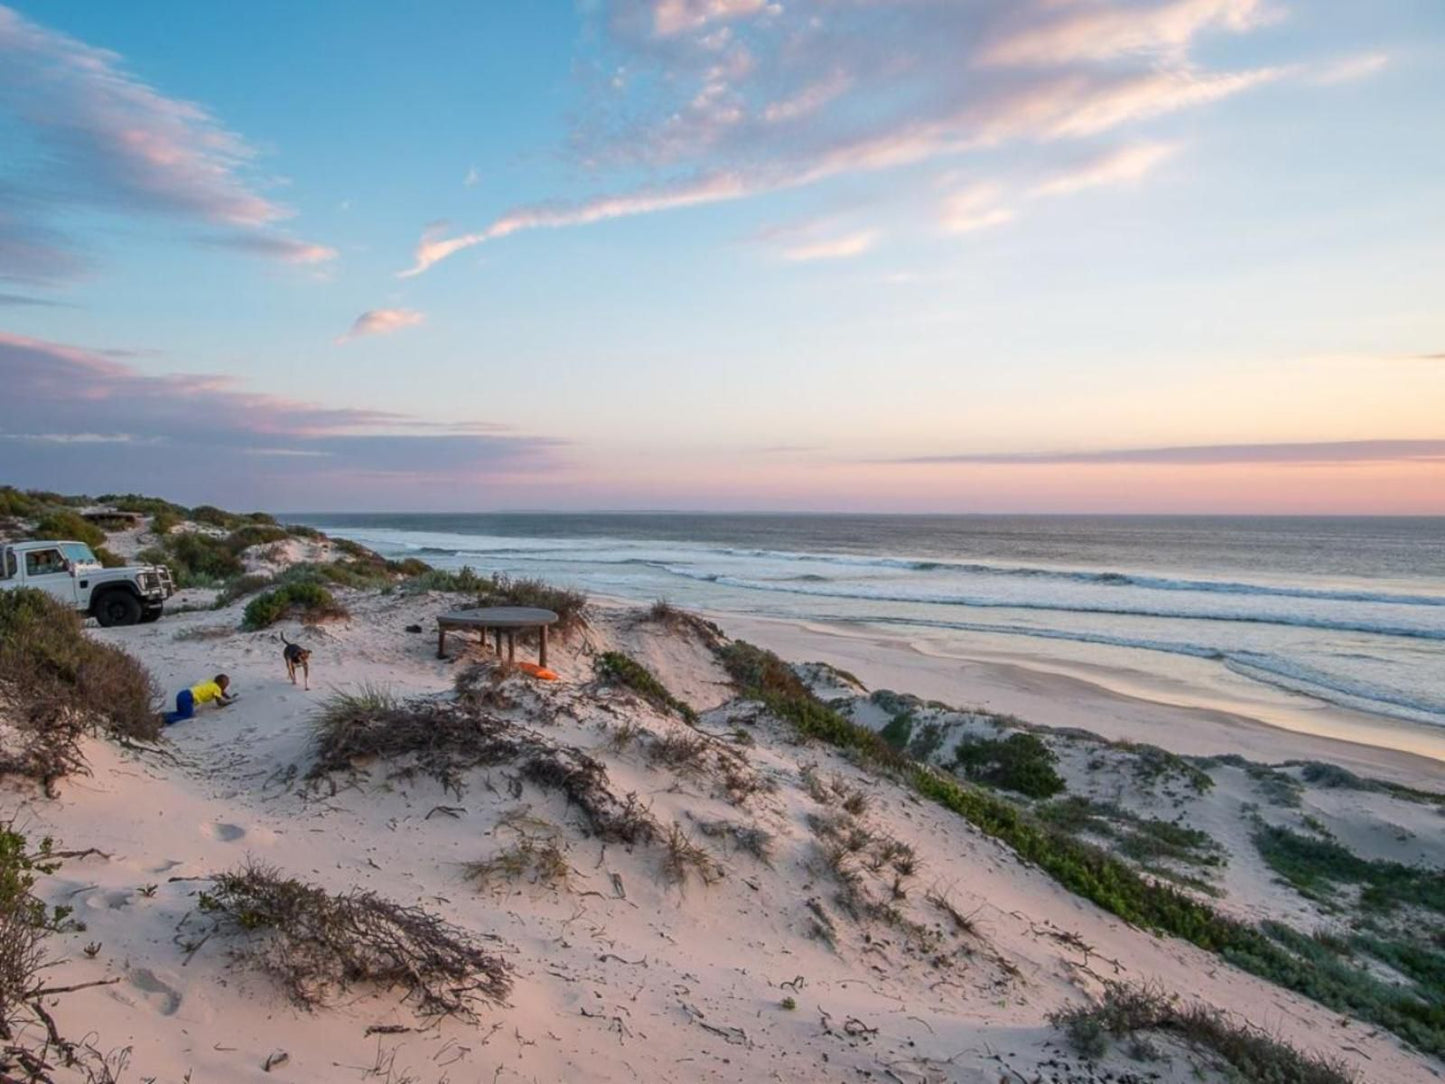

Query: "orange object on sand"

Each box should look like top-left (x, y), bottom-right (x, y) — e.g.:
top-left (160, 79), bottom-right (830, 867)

top-left (516, 662), bottom-right (559, 681)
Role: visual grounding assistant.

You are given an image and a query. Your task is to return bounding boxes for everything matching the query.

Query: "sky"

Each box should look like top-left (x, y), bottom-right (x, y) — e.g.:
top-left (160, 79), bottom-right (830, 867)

top-left (1, 0), bottom-right (1442, 514)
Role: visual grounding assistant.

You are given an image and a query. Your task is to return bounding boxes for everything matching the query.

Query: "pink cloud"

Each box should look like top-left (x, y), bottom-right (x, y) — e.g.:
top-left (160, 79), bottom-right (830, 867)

top-left (778, 229), bottom-right (879, 263)
top-left (336, 308), bottom-right (426, 344)
top-left (201, 232), bottom-right (338, 265)
top-left (406, 1), bottom-right (1292, 274)
top-left (0, 4), bottom-right (325, 282)
top-left (981, 0), bottom-right (1272, 67)
top-left (0, 332), bottom-right (565, 504)
top-left (1029, 141), bottom-right (1181, 197)
top-left (940, 184), bottom-right (1014, 234)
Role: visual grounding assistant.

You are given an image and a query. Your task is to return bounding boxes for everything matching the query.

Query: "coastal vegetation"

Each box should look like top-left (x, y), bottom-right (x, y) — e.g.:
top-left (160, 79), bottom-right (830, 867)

top-left (241, 581), bottom-right (347, 630)
top-left (1052, 982), bottom-right (1356, 1084)
top-left (716, 638), bottom-right (1445, 1058)
top-left (198, 860), bottom-right (511, 1016)
top-left (595, 651), bottom-right (698, 723)
top-left (0, 589), bottom-right (159, 791)
top-left (1, 821), bottom-right (120, 1082)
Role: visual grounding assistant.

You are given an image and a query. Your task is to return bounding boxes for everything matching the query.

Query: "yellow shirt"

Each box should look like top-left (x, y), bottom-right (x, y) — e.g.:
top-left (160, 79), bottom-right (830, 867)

top-left (190, 680), bottom-right (225, 705)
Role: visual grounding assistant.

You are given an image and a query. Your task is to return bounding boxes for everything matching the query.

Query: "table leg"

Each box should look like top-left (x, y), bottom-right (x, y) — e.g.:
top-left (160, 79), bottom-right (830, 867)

top-left (437, 627), bottom-right (446, 659)
top-left (539, 625), bottom-right (548, 668)
top-left (507, 632), bottom-right (516, 663)
top-left (494, 629), bottom-right (503, 656)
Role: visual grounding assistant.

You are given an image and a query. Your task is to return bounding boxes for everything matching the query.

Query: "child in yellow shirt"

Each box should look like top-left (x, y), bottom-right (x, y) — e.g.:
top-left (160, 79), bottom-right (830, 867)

top-left (163, 674), bottom-right (235, 725)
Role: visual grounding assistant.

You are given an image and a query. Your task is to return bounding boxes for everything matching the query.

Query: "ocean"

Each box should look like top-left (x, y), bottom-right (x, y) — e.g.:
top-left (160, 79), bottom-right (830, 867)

top-left (293, 513), bottom-right (1445, 734)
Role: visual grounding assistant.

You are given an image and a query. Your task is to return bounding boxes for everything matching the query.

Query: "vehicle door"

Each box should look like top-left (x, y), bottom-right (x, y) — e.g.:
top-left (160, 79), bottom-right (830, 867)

top-left (23, 547), bottom-right (80, 606)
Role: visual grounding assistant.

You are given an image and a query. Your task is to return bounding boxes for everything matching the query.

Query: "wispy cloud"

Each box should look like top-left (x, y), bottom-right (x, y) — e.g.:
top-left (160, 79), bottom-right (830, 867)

top-left (648, 0), bottom-right (770, 38)
top-left (978, 0), bottom-right (1273, 67)
top-left (940, 184), bottom-right (1015, 234)
top-left (1311, 51), bottom-right (1389, 86)
top-left (778, 229), bottom-right (879, 262)
top-left (892, 440), bottom-right (1445, 466)
top-left (0, 291), bottom-right (69, 308)
top-left (0, 332), bottom-right (564, 502)
top-left (0, 4), bottom-right (328, 284)
top-left (336, 308), bottom-right (426, 344)
top-left (200, 233), bottom-right (338, 265)
top-left (1030, 141), bottom-right (1180, 197)
top-left (404, 0), bottom-right (1301, 274)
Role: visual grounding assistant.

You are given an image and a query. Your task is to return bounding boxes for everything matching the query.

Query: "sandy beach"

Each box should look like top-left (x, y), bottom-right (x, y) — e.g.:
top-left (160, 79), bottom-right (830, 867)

top-left (719, 611), bottom-right (1445, 789)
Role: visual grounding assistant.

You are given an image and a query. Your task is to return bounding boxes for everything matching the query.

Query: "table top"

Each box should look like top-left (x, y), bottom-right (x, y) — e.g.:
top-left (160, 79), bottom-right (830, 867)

top-left (438, 606), bottom-right (559, 628)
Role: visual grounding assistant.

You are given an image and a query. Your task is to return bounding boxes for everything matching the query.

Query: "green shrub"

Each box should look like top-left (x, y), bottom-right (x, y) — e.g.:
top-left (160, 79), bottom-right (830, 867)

top-left (595, 652), bottom-right (697, 723)
top-left (879, 712), bottom-right (914, 751)
top-left (224, 524), bottom-right (290, 553)
top-left (0, 589), bottom-right (160, 788)
top-left (242, 582), bottom-right (347, 630)
top-left (952, 732), bottom-right (1066, 799)
top-left (0, 487), bottom-right (45, 519)
top-left (1253, 822), bottom-right (1445, 915)
top-left (27, 510), bottom-right (105, 550)
top-left (402, 565), bottom-right (488, 594)
top-left (150, 509), bottom-right (181, 536)
top-left (191, 504), bottom-right (242, 529)
top-left (215, 573), bottom-right (273, 607)
top-left (143, 531), bottom-right (246, 587)
top-left (97, 493), bottom-right (190, 519)
top-left (285, 524), bottom-right (325, 540)
top-left (94, 546), bottom-right (126, 568)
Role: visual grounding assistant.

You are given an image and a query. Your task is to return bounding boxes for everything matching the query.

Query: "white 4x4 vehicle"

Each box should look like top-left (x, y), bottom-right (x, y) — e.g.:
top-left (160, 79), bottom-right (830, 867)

top-left (0, 540), bottom-right (175, 626)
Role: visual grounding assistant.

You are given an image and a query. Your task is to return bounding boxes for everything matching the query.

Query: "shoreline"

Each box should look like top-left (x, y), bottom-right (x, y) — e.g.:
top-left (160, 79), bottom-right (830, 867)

top-left (709, 607), bottom-right (1445, 789)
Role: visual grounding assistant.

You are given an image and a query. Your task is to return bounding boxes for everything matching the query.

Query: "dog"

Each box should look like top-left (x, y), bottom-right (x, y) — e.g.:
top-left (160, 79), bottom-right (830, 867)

top-left (281, 634), bottom-right (312, 691)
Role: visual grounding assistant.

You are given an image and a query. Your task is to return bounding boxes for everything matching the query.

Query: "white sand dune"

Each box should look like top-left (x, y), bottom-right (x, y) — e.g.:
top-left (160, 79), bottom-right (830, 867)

top-left (0, 575), bottom-right (1433, 1083)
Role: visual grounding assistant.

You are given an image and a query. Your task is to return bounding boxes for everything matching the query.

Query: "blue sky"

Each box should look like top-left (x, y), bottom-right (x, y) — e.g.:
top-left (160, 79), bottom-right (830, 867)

top-left (1, 0), bottom-right (1442, 512)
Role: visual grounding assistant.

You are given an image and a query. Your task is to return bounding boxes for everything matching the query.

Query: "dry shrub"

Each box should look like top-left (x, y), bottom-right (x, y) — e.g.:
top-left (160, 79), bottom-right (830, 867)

top-left (646, 731), bottom-right (710, 774)
top-left (1052, 982), bottom-right (1357, 1084)
top-left (2, 821), bottom-right (123, 1082)
top-left (309, 690), bottom-right (656, 843)
top-left (695, 819), bottom-right (774, 865)
top-left (464, 838), bottom-right (569, 890)
top-left (660, 823), bottom-right (723, 887)
top-left (201, 861), bottom-right (511, 1017)
top-left (605, 718), bottom-right (644, 753)
top-left (0, 589), bottom-right (159, 791)
top-left (719, 757), bottom-right (770, 805)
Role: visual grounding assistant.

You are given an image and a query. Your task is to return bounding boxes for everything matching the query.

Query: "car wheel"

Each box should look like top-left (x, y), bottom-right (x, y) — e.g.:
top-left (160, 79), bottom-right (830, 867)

top-left (95, 592), bottom-right (143, 627)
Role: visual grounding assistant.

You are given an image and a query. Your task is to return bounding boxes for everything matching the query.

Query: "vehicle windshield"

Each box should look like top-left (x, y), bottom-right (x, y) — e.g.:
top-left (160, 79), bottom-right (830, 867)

top-left (59, 543), bottom-right (99, 566)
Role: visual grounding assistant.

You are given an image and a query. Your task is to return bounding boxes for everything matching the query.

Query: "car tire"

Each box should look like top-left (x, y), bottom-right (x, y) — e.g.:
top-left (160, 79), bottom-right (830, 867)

top-left (140, 607), bottom-right (163, 624)
top-left (94, 591), bottom-right (143, 627)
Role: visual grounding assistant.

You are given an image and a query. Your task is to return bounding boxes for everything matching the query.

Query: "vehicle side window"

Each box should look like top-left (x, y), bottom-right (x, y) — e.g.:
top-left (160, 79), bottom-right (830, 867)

top-left (25, 549), bottom-right (64, 576)
top-left (3, 551), bottom-right (14, 579)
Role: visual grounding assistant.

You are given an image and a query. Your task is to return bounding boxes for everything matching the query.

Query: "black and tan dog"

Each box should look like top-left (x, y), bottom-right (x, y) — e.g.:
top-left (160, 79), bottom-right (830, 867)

top-left (281, 634), bottom-right (312, 691)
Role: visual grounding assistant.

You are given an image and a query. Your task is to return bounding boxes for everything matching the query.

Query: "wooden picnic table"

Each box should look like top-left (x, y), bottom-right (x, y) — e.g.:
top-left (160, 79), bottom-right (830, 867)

top-left (436, 606), bottom-right (559, 666)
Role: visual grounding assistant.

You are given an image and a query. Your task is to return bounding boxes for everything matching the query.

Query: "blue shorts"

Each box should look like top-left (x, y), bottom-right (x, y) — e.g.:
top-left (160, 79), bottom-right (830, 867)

top-left (163, 688), bottom-right (195, 725)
